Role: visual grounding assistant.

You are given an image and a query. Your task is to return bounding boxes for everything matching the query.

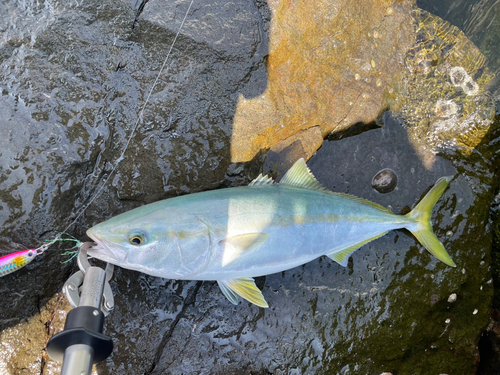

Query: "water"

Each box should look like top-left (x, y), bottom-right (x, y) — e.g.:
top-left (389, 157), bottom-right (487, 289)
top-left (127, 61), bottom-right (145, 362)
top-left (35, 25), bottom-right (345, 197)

top-left (418, 0), bottom-right (500, 77)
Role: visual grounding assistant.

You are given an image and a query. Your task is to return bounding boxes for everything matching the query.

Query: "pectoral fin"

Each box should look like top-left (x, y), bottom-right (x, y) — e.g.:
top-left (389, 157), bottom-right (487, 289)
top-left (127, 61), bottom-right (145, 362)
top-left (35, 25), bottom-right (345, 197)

top-left (218, 278), bottom-right (269, 308)
top-left (220, 233), bottom-right (270, 266)
top-left (327, 232), bottom-right (388, 267)
top-left (221, 233), bottom-right (269, 250)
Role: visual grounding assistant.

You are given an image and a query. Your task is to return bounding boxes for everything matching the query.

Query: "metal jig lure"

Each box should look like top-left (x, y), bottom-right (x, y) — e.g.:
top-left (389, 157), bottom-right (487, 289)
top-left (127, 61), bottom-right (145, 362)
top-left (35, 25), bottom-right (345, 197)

top-left (0, 249), bottom-right (37, 277)
top-left (0, 233), bottom-right (83, 277)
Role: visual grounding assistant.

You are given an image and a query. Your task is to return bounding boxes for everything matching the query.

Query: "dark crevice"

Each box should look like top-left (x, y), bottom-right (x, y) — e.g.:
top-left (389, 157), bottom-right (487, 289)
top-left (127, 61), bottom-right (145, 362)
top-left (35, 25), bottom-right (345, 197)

top-left (115, 62), bottom-right (126, 71)
top-left (132, 0), bottom-right (150, 30)
top-left (40, 294), bottom-right (67, 375)
top-left (477, 112), bottom-right (500, 375)
top-left (327, 120), bottom-right (381, 141)
top-left (38, 356), bottom-right (45, 375)
top-left (144, 281), bottom-right (202, 375)
top-left (477, 329), bottom-right (500, 375)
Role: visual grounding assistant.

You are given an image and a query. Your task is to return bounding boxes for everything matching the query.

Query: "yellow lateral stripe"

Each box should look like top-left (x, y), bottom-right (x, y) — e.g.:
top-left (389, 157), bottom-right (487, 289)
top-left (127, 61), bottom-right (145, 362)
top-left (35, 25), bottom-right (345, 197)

top-left (331, 193), bottom-right (393, 213)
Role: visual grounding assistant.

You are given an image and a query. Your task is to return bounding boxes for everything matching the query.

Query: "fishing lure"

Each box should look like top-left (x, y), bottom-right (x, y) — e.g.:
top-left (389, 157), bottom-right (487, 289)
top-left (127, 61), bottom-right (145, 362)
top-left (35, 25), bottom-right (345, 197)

top-left (0, 249), bottom-right (37, 277)
top-left (0, 233), bottom-right (83, 277)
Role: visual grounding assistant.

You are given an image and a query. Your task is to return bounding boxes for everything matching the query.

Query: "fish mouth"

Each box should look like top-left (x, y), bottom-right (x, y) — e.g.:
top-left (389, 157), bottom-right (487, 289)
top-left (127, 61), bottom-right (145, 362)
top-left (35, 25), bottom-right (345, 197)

top-left (86, 227), bottom-right (125, 265)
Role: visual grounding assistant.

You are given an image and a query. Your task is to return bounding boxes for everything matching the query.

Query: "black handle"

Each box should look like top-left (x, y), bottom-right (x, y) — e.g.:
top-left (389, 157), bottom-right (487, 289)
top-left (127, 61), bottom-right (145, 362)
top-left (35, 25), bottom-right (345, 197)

top-left (46, 306), bottom-right (113, 364)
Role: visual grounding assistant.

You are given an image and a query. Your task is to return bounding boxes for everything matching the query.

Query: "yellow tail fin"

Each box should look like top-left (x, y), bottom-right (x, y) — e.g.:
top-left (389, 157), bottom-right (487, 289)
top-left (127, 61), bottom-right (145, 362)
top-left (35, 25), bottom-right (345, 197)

top-left (405, 176), bottom-right (456, 267)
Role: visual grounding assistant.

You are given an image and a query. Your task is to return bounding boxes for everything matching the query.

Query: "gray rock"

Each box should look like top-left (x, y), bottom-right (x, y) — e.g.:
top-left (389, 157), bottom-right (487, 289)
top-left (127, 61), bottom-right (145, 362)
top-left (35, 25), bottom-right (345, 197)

top-left (0, 0), bottom-right (267, 327)
top-left (0, 0), bottom-right (497, 374)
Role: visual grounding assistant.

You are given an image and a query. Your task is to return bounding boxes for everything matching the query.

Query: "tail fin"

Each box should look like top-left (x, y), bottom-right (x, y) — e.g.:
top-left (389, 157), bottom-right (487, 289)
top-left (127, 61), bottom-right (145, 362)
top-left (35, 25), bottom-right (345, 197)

top-left (405, 176), bottom-right (456, 267)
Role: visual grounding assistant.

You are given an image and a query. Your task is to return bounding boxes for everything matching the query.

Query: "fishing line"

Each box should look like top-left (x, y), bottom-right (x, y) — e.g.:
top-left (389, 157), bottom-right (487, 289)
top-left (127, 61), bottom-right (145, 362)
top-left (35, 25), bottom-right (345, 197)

top-left (34, 0), bottom-right (195, 256)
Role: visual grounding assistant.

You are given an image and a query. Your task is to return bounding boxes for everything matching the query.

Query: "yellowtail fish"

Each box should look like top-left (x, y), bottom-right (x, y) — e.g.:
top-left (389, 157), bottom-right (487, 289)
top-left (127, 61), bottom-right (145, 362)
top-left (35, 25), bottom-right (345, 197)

top-left (87, 159), bottom-right (455, 307)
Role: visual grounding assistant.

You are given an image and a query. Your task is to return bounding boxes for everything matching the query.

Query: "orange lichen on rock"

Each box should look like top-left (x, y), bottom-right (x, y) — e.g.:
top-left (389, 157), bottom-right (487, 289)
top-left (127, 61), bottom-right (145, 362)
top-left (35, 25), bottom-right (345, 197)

top-left (231, 0), bottom-right (415, 162)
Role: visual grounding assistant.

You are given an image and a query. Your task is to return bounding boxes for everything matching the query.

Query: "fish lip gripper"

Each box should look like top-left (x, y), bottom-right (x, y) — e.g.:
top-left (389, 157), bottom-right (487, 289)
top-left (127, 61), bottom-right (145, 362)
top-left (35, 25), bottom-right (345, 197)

top-left (46, 242), bottom-right (114, 374)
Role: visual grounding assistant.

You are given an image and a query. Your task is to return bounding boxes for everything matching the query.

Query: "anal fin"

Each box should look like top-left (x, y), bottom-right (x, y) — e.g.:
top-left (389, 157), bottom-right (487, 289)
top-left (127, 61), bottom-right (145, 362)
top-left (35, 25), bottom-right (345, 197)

top-left (217, 280), bottom-right (240, 305)
top-left (218, 278), bottom-right (269, 308)
top-left (327, 232), bottom-right (388, 267)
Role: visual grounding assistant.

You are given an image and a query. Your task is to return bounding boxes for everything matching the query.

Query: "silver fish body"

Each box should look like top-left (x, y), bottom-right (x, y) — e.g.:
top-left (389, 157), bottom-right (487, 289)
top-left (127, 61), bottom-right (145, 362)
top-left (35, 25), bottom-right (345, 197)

top-left (87, 159), bottom-right (455, 307)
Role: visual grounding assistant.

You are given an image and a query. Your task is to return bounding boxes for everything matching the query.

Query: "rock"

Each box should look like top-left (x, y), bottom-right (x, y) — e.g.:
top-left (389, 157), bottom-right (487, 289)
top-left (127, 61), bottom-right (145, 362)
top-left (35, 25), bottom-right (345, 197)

top-left (231, 0), bottom-right (416, 162)
top-left (0, 293), bottom-right (71, 374)
top-left (447, 293), bottom-right (457, 303)
top-left (230, 4), bottom-right (496, 169)
top-left (386, 9), bottom-right (496, 169)
top-left (0, 0), bottom-right (498, 374)
top-left (0, 0), bottom-right (268, 370)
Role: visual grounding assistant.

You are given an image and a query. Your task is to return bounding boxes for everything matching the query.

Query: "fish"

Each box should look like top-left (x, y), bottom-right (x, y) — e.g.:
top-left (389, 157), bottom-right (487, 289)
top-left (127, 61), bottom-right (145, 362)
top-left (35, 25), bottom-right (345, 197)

top-left (0, 249), bottom-right (37, 277)
top-left (86, 159), bottom-right (455, 308)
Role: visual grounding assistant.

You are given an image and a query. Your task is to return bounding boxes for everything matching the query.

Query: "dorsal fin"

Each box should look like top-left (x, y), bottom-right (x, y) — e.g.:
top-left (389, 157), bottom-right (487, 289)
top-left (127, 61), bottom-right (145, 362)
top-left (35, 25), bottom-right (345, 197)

top-left (279, 159), bottom-right (328, 192)
top-left (249, 174), bottom-right (274, 186)
top-left (278, 159), bottom-right (393, 214)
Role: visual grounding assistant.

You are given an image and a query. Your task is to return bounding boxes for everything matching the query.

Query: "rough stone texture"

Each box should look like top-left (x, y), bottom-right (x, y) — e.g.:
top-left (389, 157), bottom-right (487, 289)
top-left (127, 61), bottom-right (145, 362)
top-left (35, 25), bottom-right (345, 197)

top-left (231, 0), bottom-right (416, 162)
top-left (0, 0), bottom-right (269, 370)
top-left (0, 0), bottom-right (498, 374)
top-left (0, 293), bottom-right (71, 374)
top-left (479, 189), bottom-right (500, 374)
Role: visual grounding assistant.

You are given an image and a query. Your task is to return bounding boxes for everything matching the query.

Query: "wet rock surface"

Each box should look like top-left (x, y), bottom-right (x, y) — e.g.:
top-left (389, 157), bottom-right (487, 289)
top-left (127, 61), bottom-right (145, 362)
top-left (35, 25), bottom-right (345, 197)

top-left (481, 191), bottom-right (500, 374)
top-left (0, 0), bottom-right (499, 374)
top-left (1, 0), bottom-right (267, 326)
top-left (417, 0), bottom-right (500, 76)
top-left (0, 293), bottom-right (71, 374)
top-left (0, 0), bottom-right (269, 371)
top-left (387, 9), bottom-right (496, 169)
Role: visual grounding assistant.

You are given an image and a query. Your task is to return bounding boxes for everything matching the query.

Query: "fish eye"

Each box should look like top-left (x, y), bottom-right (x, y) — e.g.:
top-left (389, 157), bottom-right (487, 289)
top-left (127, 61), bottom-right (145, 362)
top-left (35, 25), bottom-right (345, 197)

top-left (128, 231), bottom-right (147, 246)
top-left (129, 236), bottom-right (143, 245)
